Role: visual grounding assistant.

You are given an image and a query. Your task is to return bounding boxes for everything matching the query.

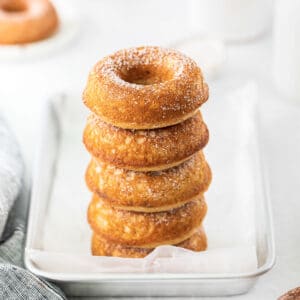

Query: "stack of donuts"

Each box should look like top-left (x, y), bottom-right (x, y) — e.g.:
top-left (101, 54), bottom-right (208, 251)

top-left (83, 46), bottom-right (211, 258)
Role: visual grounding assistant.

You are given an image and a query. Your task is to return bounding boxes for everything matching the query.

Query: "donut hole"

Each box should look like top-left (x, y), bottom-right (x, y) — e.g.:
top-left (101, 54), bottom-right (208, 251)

top-left (2, 0), bottom-right (27, 13)
top-left (119, 65), bottom-right (175, 85)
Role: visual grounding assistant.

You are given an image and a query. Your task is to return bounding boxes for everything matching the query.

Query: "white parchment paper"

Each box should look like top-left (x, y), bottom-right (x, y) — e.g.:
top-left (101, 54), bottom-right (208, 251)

top-left (28, 82), bottom-right (259, 274)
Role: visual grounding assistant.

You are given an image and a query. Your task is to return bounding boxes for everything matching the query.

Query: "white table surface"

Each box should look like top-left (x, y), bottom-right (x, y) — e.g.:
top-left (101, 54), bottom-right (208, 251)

top-left (1, 0), bottom-right (300, 299)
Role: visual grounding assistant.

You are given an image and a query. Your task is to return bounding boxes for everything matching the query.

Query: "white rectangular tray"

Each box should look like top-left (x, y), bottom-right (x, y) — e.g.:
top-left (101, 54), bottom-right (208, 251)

top-left (25, 86), bottom-right (275, 297)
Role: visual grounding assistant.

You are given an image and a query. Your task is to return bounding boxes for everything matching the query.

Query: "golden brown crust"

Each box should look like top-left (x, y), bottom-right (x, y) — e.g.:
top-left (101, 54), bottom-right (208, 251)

top-left (88, 194), bottom-right (207, 248)
top-left (0, 0), bottom-right (59, 45)
top-left (83, 46), bottom-right (209, 129)
top-left (278, 287), bottom-right (300, 300)
top-left (83, 111), bottom-right (209, 171)
top-left (92, 227), bottom-right (207, 258)
top-left (85, 151), bottom-right (212, 212)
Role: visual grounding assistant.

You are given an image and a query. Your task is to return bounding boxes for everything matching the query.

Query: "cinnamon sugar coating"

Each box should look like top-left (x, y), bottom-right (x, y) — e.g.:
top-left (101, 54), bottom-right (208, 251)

top-left (83, 46), bottom-right (209, 129)
top-left (92, 226), bottom-right (207, 258)
top-left (83, 111), bottom-right (209, 171)
top-left (85, 151), bottom-right (211, 212)
top-left (88, 194), bottom-right (207, 248)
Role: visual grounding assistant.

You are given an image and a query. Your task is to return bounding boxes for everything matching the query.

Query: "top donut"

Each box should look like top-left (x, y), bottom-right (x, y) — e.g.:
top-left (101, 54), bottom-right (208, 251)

top-left (83, 46), bottom-right (209, 129)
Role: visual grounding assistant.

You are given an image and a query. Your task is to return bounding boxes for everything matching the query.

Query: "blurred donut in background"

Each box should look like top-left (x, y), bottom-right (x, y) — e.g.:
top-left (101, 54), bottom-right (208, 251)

top-left (0, 0), bottom-right (59, 44)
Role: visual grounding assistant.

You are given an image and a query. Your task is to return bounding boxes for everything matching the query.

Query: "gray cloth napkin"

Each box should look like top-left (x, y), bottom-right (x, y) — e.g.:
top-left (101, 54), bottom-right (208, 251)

top-left (0, 116), bottom-right (67, 300)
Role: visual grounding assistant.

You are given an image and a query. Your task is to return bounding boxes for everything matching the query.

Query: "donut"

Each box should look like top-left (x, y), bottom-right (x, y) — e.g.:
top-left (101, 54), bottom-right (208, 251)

top-left (85, 151), bottom-right (212, 212)
top-left (278, 287), bottom-right (300, 300)
top-left (0, 0), bottom-right (59, 45)
top-left (83, 46), bottom-right (209, 129)
top-left (88, 194), bottom-right (207, 248)
top-left (83, 111), bottom-right (209, 171)
top-left (91, 227), bottom-right (207, 258)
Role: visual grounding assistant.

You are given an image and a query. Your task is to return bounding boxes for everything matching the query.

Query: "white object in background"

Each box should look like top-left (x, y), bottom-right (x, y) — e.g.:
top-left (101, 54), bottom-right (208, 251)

top-left (188, 0), bottom-right (272, 41)
top-left (273, 0), bottom-right (300, 101)
top-left (175, 38), bottom-right (225, 79)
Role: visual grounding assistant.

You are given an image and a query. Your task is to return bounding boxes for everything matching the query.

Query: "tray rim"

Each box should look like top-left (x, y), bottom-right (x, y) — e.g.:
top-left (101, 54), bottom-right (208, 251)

top-left (24, 95), bottom-right (276, 284)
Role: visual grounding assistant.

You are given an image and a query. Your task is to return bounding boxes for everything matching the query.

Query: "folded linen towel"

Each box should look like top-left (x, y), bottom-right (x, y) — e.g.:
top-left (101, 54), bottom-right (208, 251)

top-left (0, 115), bottom-right (23, 238)
top-left (0, 115), bottom-right (66, 300)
